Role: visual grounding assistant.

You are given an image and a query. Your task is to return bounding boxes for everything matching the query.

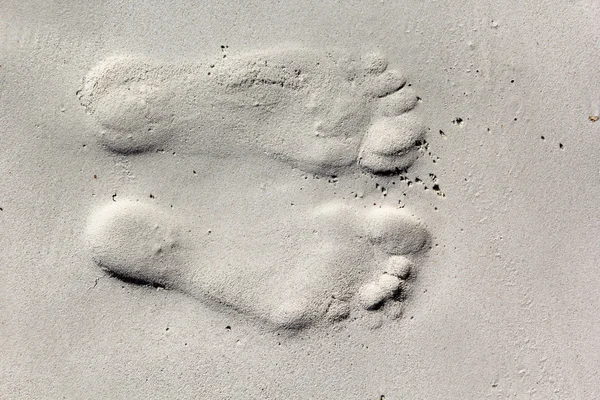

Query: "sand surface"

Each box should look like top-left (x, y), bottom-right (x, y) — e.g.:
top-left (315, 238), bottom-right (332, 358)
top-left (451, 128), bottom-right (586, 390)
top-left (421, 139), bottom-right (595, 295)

top-left (1, 0), bottom-right (599, 398)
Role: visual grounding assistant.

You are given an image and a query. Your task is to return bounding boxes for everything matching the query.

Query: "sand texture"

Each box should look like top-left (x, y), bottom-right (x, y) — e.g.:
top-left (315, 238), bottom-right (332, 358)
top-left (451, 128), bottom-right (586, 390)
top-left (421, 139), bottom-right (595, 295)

top-left (1, 0), bottom-right (599, 399)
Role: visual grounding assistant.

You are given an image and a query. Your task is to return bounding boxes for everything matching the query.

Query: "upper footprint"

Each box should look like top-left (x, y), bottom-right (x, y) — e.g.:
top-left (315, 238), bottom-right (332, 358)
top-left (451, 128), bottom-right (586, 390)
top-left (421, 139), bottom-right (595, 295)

top-left (78, 47), bottom-right (425, 176)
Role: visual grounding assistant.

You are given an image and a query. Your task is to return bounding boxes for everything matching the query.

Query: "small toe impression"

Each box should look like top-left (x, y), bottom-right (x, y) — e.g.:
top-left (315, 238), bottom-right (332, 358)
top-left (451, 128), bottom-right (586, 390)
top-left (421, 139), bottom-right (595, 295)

top-left (85, 201), bottom-right (183, 287)
top-left (361, 69), bottom-right (407, 98)
top-left (377, 274), bottom-right (402, 294)
top-left (358, 282), bottom-right (389, 310)
top-left (358, 275), bottom-right (401, 311)
top-left (383, 256), bottom-right (413, 279)
top-left (339, 51), bottom-right (389, 81)
top-left (365, 208), bottom-right (430, 255)
top-left (360, 52), bottom-right (389, 75)
top-left (377, 87), bottom-right (420, 117)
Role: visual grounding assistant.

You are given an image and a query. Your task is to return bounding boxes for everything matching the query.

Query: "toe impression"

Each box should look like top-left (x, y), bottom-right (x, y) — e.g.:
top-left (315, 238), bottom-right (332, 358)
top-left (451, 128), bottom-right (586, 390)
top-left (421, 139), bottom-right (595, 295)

top-left (365, 208), bottom-right (430, 255)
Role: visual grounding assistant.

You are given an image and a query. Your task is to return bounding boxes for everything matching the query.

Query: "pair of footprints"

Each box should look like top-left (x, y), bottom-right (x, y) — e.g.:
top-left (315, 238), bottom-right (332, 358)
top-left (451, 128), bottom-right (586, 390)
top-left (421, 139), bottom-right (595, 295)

top-left (82, 47), bottom-right (431, 331)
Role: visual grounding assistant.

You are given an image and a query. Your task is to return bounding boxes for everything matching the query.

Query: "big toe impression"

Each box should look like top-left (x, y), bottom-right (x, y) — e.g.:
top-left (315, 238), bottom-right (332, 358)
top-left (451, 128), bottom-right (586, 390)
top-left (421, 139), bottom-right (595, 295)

top-left (365, 208), bottom-right (430, 255)
top-left (358, 112), bottom-right (425, 173)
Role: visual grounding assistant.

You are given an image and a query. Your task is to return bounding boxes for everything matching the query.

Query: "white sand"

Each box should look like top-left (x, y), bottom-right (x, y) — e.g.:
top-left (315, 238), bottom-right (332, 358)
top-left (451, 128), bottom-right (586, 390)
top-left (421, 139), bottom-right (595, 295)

top-left (1, 0), bottom-right (599, 398)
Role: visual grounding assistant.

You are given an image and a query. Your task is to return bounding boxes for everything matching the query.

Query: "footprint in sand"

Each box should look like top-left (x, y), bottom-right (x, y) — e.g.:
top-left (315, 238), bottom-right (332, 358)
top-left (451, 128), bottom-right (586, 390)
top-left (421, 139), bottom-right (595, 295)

top-left (79, 46), bottom-right (430, 330)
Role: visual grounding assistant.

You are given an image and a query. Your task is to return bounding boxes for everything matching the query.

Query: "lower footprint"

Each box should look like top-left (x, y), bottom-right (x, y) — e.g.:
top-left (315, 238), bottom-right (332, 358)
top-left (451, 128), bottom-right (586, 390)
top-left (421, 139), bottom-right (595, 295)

top-left (80, 46), bottom-right (431, 330)
top-left (86, 200), bottom-right (429, 330)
